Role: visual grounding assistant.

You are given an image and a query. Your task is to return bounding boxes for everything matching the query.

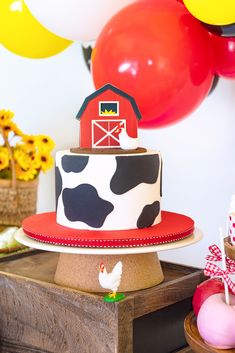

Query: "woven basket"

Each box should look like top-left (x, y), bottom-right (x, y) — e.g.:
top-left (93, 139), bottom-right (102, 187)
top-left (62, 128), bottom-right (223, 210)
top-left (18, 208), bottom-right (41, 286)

top-left (0, 178), bottom-right (38, 227)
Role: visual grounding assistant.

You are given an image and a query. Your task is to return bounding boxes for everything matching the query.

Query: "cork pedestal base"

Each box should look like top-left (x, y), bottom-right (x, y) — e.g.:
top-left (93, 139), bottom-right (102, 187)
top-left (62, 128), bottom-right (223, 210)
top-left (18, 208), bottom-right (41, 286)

top-left (54, 252), bottom-right (164, 292)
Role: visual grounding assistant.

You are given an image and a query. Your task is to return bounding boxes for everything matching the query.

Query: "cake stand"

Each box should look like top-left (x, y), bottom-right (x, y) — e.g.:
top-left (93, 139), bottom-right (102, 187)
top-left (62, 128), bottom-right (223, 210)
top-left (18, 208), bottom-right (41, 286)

top-left (15, 226), bottom-right (202, 293)
top-left (184, 312), bottom-right (235, 353)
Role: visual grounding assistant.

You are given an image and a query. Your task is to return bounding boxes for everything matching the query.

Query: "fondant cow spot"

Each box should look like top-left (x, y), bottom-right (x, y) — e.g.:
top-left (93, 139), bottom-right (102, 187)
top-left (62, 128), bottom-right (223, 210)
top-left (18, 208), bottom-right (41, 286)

top-left (137, 201), bottom-right (160, 229)
top-left (160, 158), bottom-right (163, 197)
top-left (61, 155), bottom-right (89, 173)
top-left (110, 154), bottom-right (160, 195)
top-left (62, 184), bottom-right (114, 228)
top-left (55, 167), bottom-right (62, 210)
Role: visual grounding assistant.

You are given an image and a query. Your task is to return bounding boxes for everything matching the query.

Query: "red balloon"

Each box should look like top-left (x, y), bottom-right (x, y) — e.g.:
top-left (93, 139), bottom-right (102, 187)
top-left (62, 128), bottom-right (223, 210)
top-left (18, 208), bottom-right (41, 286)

top-left (210, 33), bottom-right (235, 78)
top-left (92, 0), bottom-right (214, 128)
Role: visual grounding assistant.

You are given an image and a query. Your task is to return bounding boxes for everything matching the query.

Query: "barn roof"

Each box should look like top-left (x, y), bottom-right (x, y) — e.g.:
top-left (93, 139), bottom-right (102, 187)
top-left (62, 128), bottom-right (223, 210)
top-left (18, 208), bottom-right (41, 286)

top-left (76, 84), bottom-right (142, 121)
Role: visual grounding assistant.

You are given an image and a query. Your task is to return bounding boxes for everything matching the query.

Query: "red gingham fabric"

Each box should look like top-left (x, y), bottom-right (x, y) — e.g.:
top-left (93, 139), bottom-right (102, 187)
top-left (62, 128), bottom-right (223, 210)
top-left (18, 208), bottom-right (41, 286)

top-left (204, 262), bottom-right (235, 295)
top-left (206, 244), bottom-right (235, 273)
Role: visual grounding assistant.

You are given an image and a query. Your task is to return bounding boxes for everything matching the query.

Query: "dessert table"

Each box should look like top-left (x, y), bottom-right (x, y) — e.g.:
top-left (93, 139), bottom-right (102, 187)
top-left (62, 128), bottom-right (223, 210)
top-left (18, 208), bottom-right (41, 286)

top-left (0, 250), bottom-right (204, 353)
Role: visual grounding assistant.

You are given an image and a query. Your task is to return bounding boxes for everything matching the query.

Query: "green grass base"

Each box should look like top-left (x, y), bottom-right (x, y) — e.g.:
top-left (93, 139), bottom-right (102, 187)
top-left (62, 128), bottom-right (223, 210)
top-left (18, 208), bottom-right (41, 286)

top-left (103, 293), bottom-right (125, 303)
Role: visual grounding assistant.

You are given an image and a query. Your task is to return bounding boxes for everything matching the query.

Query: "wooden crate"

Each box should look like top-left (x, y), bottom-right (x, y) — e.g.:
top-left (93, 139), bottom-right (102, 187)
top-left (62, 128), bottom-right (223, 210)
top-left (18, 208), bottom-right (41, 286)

top-left (0, 252), bottom-right (204, 353)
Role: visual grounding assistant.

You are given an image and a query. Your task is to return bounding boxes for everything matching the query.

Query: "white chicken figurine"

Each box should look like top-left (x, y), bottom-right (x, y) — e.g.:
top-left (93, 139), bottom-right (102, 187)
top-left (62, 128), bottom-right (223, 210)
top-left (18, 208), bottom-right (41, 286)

top-left (99, 261), bottom-right (125, 302)
top-left (116, 127), bottom-right (139, 150)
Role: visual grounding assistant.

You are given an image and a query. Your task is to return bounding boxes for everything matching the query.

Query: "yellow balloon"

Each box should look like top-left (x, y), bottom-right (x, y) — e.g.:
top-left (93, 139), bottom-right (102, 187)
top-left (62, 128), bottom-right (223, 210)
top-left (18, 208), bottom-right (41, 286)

top-left (0, 0), bottom-right (72, 58)
top-left (183, 0), bottom-right (235, 26)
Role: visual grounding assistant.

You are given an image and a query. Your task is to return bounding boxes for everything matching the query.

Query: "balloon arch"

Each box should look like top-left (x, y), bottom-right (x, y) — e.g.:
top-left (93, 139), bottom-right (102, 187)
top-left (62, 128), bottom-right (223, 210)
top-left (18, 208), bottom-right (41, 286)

top-left (1, 0), bottom-right (235, 128)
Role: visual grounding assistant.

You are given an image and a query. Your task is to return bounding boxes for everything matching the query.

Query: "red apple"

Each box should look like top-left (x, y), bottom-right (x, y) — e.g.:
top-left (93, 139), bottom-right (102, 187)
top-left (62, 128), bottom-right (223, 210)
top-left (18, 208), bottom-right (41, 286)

top-left (193, 278), bottom-right (225, 316)
top-left (197, 293), bottom-right (235, 349)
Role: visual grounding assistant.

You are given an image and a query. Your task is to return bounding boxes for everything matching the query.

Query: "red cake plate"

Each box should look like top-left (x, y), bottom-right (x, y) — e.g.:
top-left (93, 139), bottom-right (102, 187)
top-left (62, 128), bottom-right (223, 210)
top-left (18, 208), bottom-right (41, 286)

top-left (15, 211), bottom-right (202, 293)
top-left (21, 210), bottom-right (194, 248)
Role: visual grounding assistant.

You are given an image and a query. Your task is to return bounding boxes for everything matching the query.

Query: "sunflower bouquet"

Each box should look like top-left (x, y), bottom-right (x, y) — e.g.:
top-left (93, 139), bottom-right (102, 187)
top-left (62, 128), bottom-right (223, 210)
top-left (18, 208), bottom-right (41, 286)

top-left (0, 109), bottom-right (55, 226)
top-left (0, 110), bottom-right (54, 181)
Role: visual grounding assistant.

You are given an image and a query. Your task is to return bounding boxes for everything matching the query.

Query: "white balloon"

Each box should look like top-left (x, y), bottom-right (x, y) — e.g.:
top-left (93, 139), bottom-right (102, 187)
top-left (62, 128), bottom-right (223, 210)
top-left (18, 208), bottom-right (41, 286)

top-left (24, 0), bottom-right (135, 42)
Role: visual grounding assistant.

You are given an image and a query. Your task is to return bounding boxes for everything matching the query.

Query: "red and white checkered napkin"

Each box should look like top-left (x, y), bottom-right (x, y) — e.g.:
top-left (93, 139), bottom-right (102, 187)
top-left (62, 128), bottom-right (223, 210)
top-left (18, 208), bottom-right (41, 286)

top-left (205, 244), bottom-right (235, 294)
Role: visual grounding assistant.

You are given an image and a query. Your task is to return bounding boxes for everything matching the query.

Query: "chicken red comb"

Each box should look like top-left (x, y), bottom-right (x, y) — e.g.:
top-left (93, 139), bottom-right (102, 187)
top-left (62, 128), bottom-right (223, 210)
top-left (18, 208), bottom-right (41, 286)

top-left (114, 127), bottom-right (122, 134)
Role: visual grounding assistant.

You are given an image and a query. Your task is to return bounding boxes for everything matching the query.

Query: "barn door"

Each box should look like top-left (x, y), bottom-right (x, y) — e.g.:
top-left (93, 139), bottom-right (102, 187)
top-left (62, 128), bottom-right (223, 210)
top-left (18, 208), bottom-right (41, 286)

top-left (92, 119), bottom-right (126, 148)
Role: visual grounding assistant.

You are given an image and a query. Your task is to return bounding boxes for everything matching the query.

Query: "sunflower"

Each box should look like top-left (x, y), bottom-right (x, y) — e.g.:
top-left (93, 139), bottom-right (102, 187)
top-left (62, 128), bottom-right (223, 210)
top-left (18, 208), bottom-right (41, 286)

top-left (21, 135), bottom-right (37, 152)
top-left (0, 120), bottom-right (23, 137)
top-left (0, 110), bottom-right (14, 127)
top-left (0, 148), bottom-right (9, 171)
top-left (14, 148), bottom-right (31, 170)
top-left (28, 152), bottom-right (41, 169)
top-left (0, 109), bottom-right (55, 181)
top-left (15, 163), bottom-right (38, 181)
top-left (37, 151), bottom-right (54, 172)
top-left (36, 134), bottom-right (55, 152)
top-left (14, 148), bottom-right (41, 170)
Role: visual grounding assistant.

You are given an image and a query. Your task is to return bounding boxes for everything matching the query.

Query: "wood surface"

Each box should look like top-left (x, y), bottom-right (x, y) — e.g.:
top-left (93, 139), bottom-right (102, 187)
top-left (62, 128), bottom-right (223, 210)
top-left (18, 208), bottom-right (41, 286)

top-left (224, 236), bottom-right (235, 260)
top-left (0, 337), bottom-right (52, 352)
top-left (0, 273), bottom-right (125, 353)
top-left (70, 147), bottom-right (147, 154)
top-left (0, 249), bottom-right (42, 263)
top-left (175, 347), bottom-right (193, 353)
top-left (0, 251), bottom-right (58, 282)
top-left (0, 339), bottom-right (194, 353)
top-left (0, 253), bottom-right (204, 353)
top-left (132, 262), bottom-right (205, 318)
top-left (184, 312), bottom-right (235, 353)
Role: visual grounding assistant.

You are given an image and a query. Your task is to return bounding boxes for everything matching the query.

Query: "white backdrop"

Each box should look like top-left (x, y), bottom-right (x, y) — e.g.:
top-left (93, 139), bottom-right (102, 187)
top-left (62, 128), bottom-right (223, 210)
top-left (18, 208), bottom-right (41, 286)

top-left (0, 42), bottom-right (235, 267)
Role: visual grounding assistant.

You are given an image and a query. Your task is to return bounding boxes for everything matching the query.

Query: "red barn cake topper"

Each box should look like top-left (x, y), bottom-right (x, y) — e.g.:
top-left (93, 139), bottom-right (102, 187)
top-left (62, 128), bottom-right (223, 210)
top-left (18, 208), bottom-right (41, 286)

top-left (76, 84), bottom-right (141, 149)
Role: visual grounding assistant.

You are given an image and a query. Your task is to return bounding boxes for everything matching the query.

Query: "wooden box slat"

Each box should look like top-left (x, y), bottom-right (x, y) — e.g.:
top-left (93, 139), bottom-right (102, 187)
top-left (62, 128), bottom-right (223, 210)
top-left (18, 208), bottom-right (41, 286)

top-left (132, 270), bottom-right (203, 318)
top-left (0, 252), bottom-right (58, 282)
top-left (0, 252), bottom-right (204, 353)
top-left (0, 249), bottom-right (43, 263)
top-left (0, 337), bottom-right (52, 353)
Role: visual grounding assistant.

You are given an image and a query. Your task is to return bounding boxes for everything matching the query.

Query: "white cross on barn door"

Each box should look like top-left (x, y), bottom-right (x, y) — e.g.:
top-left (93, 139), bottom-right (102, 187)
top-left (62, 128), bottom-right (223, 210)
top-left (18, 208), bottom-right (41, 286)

top-left (92, 119), bottom-right (126, 148)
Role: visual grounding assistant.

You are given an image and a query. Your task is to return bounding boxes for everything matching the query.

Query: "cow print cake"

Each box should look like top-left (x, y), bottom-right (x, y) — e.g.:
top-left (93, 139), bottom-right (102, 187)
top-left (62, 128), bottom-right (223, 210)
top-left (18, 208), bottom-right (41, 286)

top-left (55, 84), bottom-right (163, 232)
top-left (56, 150), bottom-right (162, 231)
